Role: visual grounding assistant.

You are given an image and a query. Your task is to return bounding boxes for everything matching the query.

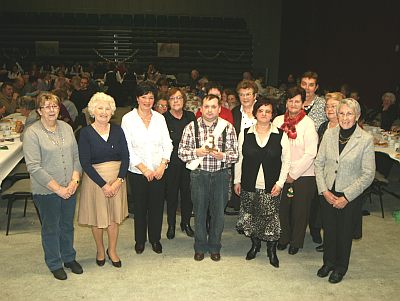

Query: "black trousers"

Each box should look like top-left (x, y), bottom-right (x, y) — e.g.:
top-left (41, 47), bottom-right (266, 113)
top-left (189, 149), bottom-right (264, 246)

top-left (321, 194), bottom-right (362, 275)
top-left (309, 188), bottom-right (322, 236)
top-left (165, 163), bottom-right (193, 226)
top-left (128, 172), bottom-right (165, 244)
top-left (279, 176), bottom-right (316, 248)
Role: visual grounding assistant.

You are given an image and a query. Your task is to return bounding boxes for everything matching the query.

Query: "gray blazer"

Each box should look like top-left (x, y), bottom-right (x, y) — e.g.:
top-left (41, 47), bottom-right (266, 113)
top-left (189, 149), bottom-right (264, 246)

top-left (314, 125), bottom-right (375, 202)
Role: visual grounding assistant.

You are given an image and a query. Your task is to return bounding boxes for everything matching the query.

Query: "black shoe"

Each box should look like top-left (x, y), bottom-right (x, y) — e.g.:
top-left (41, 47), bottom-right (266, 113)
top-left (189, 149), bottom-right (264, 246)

top-left (317, 265), bottom-right (334, 278)
top-left (64, 260), bottom-right (83, 274)
top-left (166, 225), bottom-right (175, 240)
top-left (51, 268), bottom-right (67, 280)
top-left (135, 243), bottom-right (145, 254)
top-left (277, 243), bottom-right (288, 251)
top-left (194, 252), bottom-right (204, 261)
top-left (311, 229), bottom-right (322, 244)
top-left (288, 246), bottom-right (299, 255)
top-left (180, 223), bottom-right (194, 237)
top-left (210, 253), bottom-right (221, 261)
top-left (246, 237), bottom-right (261, 260)
top-left (266, 241), bottom-right (279, 268)
top-left (328, 270), bottom-right (344, 283)
top-left (151, 241), bottom-right (162, 254)
top-left (315, 244), bottom-right (324, 252)
top-left (96, 253), bottom-right (106, 266)
top-left (362, 209), bottom-right (371, 216)
top-left (106, 249), bottom-right (122, 268)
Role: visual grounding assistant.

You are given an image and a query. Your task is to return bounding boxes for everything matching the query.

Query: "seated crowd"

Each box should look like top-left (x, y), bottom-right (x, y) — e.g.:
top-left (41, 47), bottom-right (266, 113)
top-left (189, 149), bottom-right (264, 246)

top-left (1, 60), bottom-right (399, 284)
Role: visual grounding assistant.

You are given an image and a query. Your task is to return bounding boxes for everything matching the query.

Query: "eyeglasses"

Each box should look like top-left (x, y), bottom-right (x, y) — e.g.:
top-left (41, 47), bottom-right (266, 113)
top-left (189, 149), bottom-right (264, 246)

top-left (40, 105), bottom-right (59, 111)
top-left (157, 104), bottom-right (168, 108)
top-left (170, 96), bottom-right (183, 101)
top-left (338, 112), bottom-right (355, 118)
top-left (239, 93), bottom-right (254, 98)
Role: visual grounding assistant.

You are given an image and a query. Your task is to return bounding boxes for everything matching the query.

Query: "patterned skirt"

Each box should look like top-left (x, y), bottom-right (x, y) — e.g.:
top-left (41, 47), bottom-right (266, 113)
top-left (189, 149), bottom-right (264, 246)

top-left (236, 188), bottom-right (281, 241)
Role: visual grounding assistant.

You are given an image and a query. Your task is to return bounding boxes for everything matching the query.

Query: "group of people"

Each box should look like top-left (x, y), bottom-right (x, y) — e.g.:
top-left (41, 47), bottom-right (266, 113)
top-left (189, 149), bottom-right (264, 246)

top-left (19, 69), bottom-right (378, 285)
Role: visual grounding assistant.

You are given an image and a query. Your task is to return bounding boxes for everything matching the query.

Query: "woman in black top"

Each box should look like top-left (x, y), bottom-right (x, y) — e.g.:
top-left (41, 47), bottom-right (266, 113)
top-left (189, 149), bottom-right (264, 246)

top-left (78, 92), bottom-right (129, 268)
top-left (164, 87), bottom-right (196, 239)
top-left (234, 98), bottom-right (290, 268)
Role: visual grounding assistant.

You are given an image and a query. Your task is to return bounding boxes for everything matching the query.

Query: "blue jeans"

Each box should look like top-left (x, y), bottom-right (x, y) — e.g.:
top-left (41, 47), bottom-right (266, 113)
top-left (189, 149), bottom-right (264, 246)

top-left (190, 169), bottom-right (229, 254)
top-left (33, 193), bottom-right (77, 271)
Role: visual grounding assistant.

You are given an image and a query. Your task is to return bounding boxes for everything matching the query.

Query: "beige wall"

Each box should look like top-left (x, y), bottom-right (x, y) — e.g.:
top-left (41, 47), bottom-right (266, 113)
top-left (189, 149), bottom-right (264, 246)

top-left (3, 0), bottom-right (282, 84)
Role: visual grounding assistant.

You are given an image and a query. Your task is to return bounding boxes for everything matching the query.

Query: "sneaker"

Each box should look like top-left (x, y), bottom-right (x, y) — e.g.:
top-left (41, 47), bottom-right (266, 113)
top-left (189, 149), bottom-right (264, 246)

top-left (64, 260), bottom-right (83, 274)
top-left (51, 268), bottom-right (67, 280)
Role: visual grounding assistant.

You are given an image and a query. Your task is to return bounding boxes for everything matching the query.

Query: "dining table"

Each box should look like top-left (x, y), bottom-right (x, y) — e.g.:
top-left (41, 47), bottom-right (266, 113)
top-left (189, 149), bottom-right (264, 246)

top-left (0, 113), bottom-right (26, 188)
top-left (363, 124), bottom-right (400, 207)
top-left (363, 124), bottom-right (400, 163)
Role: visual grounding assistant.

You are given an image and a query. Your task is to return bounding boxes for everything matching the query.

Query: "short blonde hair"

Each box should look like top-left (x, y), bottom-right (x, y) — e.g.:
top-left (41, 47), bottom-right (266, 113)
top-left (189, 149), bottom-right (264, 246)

top-left (325, 92), bottom-right (345, 102)
top-left (87, 92), bottom-right (116, 117)
top-left (36, 92), bottom-right (60, 110)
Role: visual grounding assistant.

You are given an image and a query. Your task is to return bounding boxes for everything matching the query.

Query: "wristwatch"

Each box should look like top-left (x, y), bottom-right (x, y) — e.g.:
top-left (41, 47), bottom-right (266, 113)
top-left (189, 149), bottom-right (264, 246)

top-left (117, 177), bottom-right (125, 183)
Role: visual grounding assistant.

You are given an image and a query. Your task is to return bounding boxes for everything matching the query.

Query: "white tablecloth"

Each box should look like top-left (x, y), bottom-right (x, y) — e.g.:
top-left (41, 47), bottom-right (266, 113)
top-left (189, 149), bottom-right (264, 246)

top-left (0, 113), bottom-right (26, 187)
top-left (0, 140), bottom-right (23, 187)
top-left (375, 146), bottom-right (400, 163)
top-left (363, 125), bottom-right (400, 163)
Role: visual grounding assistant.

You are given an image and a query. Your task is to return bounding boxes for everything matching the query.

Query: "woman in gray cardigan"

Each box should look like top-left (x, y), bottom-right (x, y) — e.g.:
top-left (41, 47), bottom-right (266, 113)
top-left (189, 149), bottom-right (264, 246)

top-left (314, 98), bottom-right (375, 284)
top-left (23, 92), bottom-right (82, 281)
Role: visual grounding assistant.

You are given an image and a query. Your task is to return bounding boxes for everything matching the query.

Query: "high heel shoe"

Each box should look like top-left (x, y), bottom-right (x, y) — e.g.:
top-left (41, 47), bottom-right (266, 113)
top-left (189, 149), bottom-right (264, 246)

top-left (246, 237), bottom-right (261, 260)
top-left (96, 252), bottom-right (106, 267)
top-left (106, 249), bottom-right (122, 268)
top-left (266, 241), bottom-right (279, 268)
top-left (180, 223), bottom-right (194, 237)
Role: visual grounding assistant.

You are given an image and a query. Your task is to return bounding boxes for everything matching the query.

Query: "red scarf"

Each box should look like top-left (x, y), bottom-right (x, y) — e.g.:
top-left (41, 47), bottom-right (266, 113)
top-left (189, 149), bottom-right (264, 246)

top-left (280, 110), bottom-right (306, 139)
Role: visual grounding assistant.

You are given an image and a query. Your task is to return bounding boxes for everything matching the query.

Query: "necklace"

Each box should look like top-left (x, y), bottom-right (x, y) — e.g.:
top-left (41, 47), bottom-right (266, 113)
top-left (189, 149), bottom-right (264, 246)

top-left (40, 122), bottom-right (64, 146)
top-left (339, 133), bottom-right (351, 145)
top-left (138, 109), bottom-right (152, 122)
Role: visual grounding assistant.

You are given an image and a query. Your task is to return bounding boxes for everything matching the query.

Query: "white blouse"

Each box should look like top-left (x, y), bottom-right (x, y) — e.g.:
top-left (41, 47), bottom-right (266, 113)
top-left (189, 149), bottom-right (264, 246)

top-left (234, 123), bottom-right (291, 189)
top-left (121, 108), bottom-right (173, 174)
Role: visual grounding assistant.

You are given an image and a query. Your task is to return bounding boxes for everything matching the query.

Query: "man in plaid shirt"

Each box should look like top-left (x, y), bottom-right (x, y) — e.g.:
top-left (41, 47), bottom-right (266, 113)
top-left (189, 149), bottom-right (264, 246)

top-left (178, 94), bottom-right (238, 262)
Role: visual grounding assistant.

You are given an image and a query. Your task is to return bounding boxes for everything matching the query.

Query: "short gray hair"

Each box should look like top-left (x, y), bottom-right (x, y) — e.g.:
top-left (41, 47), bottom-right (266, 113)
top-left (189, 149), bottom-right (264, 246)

top-left (87, 92), bottom-right (116, 117)
top-left (382, 92), bottom-right (396, 105)
top-left (337, 98), bottom-right (361, 119)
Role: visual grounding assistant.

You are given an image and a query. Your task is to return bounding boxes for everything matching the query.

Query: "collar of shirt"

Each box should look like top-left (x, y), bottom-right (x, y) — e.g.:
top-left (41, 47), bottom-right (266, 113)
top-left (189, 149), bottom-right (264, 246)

top-left (247, 122), bottom-right (279, 134)
top-left (199, 117), bottom-right (218, 131)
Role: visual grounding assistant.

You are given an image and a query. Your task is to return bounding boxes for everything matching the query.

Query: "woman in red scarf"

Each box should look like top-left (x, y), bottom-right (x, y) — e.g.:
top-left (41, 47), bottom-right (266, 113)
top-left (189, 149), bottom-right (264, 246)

top-left (272, 87), bottom-right (318, 255)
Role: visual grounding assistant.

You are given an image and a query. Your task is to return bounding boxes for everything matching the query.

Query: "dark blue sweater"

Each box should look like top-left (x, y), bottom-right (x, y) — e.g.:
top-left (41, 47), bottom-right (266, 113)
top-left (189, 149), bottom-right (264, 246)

top-left (78, 124), bottom-right (129, 187)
